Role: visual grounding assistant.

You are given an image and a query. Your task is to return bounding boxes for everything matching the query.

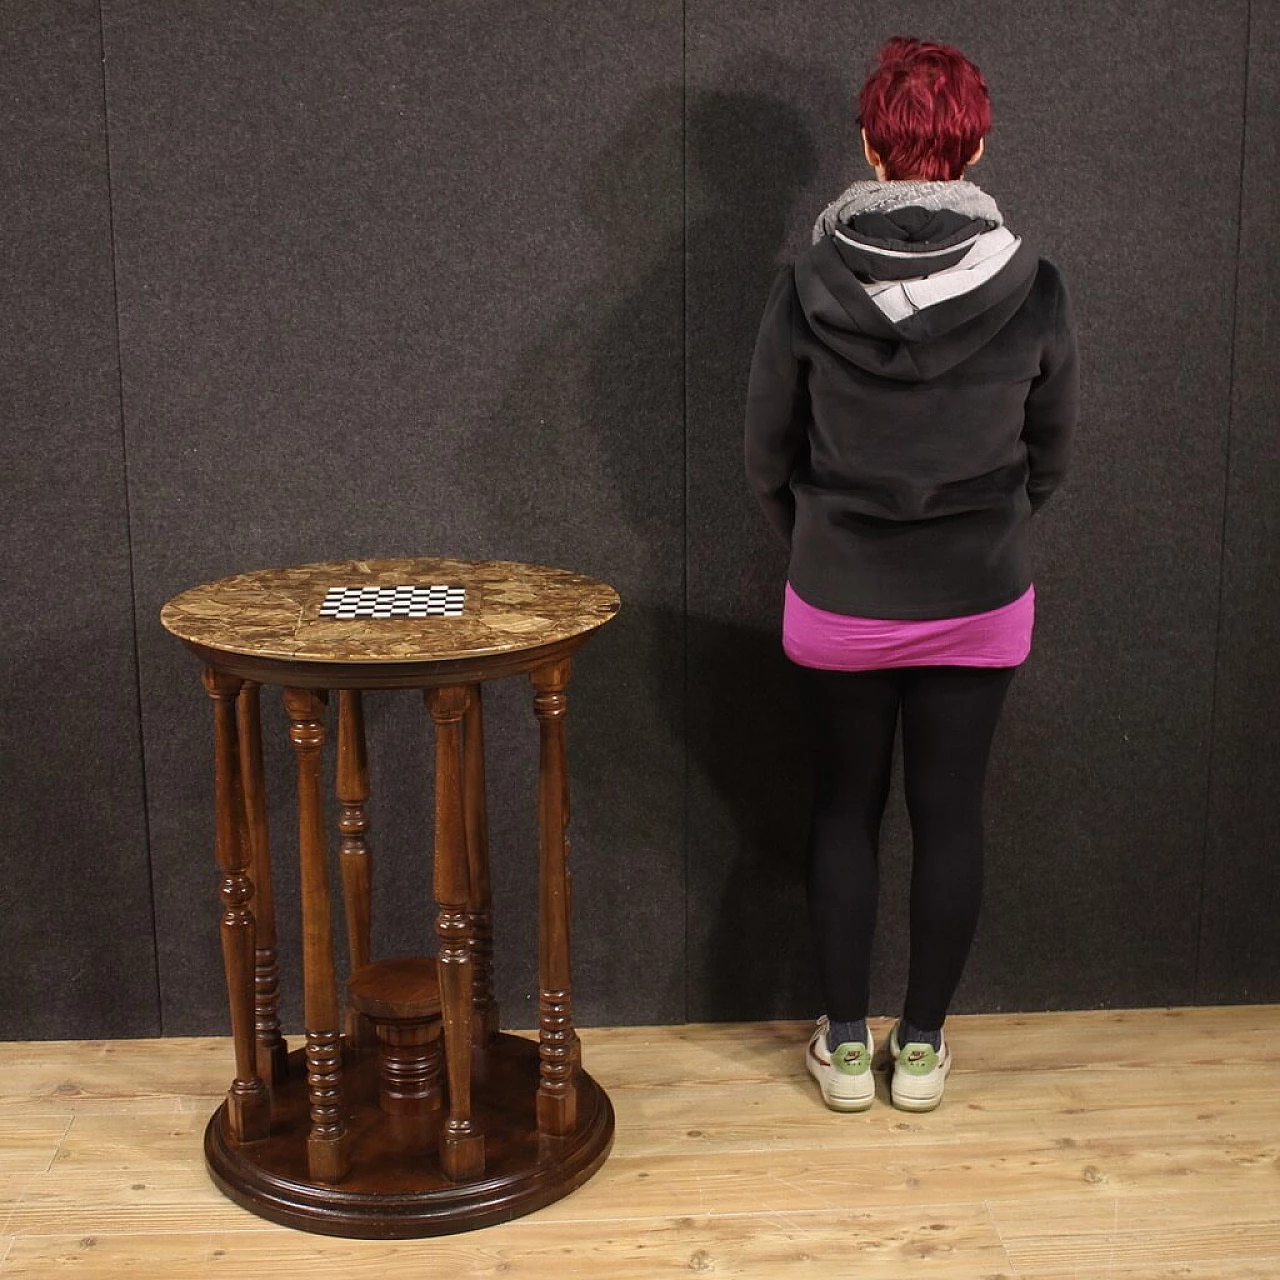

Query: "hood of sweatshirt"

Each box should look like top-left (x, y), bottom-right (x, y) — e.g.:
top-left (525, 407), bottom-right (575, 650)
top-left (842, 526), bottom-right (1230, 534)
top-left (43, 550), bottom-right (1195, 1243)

top-left (796, 180), bottom-right (1039, 382)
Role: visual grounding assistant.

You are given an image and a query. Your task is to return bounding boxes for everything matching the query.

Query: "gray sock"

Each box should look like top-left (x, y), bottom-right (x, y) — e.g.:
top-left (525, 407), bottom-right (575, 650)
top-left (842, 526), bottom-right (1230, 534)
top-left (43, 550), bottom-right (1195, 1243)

top-left (827, 1018), bottom-right (868, 1053)
top-left (898, 1019), bottom-right (942, 1051)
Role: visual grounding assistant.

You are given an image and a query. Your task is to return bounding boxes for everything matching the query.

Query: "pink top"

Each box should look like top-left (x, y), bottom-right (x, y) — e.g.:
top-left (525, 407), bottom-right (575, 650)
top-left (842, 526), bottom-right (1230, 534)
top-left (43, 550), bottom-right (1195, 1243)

top-left (783, 583), bottom-right (1035, 671)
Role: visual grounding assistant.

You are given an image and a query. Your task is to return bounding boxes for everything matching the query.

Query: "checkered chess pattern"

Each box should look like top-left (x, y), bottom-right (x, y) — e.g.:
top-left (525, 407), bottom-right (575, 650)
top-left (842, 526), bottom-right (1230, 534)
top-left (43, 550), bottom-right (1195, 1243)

top-left (318, 585), bottom-right (467, 620)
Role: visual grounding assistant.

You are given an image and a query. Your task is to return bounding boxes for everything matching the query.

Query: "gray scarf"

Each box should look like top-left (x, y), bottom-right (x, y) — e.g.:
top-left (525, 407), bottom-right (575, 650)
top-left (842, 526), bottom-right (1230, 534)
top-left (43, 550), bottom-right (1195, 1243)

top-left (812, 180), bottom-right (1003, 244)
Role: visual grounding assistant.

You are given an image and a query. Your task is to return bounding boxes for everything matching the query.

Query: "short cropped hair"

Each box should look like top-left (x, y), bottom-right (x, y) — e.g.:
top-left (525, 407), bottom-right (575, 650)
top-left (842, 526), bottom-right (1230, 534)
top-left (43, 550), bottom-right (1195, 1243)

top-left (858, 37), bottom-right (991, 181)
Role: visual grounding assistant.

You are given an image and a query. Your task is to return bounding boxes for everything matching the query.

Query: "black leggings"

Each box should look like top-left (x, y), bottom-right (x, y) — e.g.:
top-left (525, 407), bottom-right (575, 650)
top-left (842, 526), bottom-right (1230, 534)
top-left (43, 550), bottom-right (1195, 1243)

top-left (802, 664), bottom-right (1015, 1032)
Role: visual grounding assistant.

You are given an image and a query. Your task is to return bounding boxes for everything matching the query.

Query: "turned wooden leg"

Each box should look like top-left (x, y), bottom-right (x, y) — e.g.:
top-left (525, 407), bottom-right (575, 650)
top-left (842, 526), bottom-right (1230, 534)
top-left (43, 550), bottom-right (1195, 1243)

top-left (237, 682), bottom-right (288, 1088)
top-left (559, 731), bottom-right (581, 1074)
top-left (531, 660), bottom-right (578, 1137)
top-left (337, 689), bottom-right (374, 1050)
top-left (203, 669), bottom-right (270, 1144)
top-left (427, 686), bottom-right (485, 1181)
top-left (463, 684), bottom-right (499, 1045)
top-left (284, 688), bottom-right (350, 1184)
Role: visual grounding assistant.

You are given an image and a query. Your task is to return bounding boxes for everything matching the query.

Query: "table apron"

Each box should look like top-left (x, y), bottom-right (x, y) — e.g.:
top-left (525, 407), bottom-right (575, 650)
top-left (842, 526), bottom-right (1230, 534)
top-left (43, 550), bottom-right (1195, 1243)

top-left (181, 637), bottom-right (590, 688)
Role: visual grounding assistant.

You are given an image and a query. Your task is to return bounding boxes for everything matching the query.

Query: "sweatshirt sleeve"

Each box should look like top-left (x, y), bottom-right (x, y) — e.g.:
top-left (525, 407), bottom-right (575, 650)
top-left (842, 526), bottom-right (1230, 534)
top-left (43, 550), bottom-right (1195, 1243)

top-left (744, 267), bottom-right (810, 547)
top-left (1022, 270), bottom-right (1080, 513)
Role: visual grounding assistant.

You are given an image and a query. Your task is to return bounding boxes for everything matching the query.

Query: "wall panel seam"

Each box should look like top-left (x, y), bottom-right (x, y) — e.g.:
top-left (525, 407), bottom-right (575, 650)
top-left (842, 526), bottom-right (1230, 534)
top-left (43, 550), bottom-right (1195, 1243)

top-left (1195, 0), bottom-right (1253, 1005)
top-left (680, 0), bottom-right (690, 1026)
top-left (96, 0), bottom-right (164, 1034)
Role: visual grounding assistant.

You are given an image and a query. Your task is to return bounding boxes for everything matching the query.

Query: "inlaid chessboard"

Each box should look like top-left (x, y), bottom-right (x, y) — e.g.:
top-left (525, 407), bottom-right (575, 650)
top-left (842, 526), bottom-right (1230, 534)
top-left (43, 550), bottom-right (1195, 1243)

top-left (318, 585), bottom-right (467, 620)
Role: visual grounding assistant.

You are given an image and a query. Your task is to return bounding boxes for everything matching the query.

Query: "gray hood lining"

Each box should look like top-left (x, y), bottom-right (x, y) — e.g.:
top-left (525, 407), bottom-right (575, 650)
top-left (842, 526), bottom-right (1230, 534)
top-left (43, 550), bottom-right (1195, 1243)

top-left (812, 180), bottom-right (1004, 245)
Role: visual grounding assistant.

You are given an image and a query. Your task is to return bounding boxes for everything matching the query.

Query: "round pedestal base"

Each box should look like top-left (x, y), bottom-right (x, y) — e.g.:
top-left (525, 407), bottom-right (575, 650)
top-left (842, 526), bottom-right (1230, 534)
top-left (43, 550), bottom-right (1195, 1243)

top-left (204, 1033), bottom-right (614, 1237)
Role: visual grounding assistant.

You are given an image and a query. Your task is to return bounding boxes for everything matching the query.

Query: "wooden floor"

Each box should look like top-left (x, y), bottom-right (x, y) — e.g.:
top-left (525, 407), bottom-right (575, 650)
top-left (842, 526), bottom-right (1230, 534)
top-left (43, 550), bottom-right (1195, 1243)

top-left (1, 1007), bottom-right (1278, 1277)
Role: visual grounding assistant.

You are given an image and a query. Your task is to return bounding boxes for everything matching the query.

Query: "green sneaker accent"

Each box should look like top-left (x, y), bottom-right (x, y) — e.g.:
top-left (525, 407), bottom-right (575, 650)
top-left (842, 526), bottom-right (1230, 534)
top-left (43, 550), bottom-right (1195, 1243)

top-left (830, 1043), bottom-right (870, 1075)
top-left (896, 1043), bottom-right (940, 1076)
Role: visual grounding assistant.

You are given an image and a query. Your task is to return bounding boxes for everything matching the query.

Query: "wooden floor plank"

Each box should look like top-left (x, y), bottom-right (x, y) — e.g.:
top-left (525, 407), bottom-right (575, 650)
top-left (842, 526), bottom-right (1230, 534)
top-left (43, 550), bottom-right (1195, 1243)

top-left (14, 1114), bottom-right (1274, 1235)
top-left (0, 1202), bottom-right (19, 1242)
top-left (527, 1139), bottom-right (1279, 1224)
top-left (1011, 1263), bottom-right (1280, 1280)
top-left (0, 1119), bottom-right (73, 1177)
top-left (0, 1205), bottom-right (1012, 1279)
top-left (990, 1191), bottom-right (1280, 1270)
top-left (0, 1040), bottom-right (230, 1115)
top-left (605, 1073), bottom-right (1280, 1156)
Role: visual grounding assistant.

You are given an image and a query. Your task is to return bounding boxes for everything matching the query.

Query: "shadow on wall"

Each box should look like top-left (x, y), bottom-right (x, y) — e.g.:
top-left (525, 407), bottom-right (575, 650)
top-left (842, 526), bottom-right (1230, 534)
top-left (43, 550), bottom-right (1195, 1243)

top-left (462, 83), bottom-right (688, 1023)
top-left (684, 612), bottom-right (817, 1023)
top-left (681, 72), bottom-right (830, 1022)
top-left (466, 63), bottom-right (831, 1022)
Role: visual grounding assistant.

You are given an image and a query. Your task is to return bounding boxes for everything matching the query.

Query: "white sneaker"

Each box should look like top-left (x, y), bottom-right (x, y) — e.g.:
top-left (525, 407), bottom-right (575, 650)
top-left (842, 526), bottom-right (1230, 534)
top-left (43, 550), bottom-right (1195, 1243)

top-left (889, 1023), bottom-right (951, 1112)
top-left (806, 1016), bottom-right (875, 1112)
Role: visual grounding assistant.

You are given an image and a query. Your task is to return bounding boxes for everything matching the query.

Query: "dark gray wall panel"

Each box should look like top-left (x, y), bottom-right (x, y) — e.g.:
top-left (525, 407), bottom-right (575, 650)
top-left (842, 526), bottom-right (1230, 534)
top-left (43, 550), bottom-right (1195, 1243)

top-left (7, 1), bottom-right (1274, 1039)
top-left (0, 3), bottom-right (158, 1037)
top-left (1200, 3), bottom-right (1280, 1004)
top-left (105, 0), bottom-right (685, 1033)
top-left (685, 3), bottom-right (1245, 1020)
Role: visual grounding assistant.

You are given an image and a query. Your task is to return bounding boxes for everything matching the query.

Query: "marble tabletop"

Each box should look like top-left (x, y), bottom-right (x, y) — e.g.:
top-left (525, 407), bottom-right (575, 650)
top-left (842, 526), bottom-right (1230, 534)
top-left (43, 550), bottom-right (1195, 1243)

top-left (160, 558), bottom-right (620, 665)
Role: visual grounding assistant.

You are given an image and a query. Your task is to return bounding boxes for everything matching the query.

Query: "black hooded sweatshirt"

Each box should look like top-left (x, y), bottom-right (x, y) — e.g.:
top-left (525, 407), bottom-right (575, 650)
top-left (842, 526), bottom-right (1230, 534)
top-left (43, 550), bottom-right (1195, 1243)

top-left (745, 199), bottom-right (1078, 621)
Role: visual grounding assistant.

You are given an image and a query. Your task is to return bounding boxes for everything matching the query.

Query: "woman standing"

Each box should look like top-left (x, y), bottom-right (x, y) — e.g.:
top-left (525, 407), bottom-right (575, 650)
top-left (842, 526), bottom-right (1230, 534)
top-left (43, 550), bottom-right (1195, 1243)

top-left (746, 37), bottom-right (1078, 1112)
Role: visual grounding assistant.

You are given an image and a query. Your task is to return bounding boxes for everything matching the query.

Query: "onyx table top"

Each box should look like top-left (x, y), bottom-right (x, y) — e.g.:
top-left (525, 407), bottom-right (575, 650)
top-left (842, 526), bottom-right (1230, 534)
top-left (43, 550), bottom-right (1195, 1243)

top-left (160, 558), bottom-right (621, 684)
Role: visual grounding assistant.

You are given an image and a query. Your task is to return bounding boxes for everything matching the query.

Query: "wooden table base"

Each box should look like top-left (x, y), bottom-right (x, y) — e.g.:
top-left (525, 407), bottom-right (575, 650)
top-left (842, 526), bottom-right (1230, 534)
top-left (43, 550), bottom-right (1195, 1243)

top-left (203, 1034), bottom-right (614, 1237)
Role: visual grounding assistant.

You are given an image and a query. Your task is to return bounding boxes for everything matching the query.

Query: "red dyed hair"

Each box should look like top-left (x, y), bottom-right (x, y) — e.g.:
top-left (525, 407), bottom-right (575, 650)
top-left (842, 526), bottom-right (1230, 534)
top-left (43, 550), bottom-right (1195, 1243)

top-left (858, 37), bottom-right (991, 181)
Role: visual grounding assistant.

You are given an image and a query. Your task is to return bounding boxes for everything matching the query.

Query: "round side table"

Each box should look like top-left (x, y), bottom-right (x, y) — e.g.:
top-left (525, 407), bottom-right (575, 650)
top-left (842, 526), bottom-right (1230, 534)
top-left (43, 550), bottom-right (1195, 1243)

top-left (160, 558), bottom-right (620, 1237)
